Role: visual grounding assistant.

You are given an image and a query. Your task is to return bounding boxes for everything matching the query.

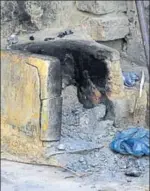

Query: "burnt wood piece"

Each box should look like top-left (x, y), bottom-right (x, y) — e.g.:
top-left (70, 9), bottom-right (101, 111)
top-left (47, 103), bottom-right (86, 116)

top-left (77, 70), bottom-right (102, 109)
top-left (57, 30), bottom-right (73, 38)
top-left (44, 37), bottom-right (55, 41)
top-left (29, 36), bottom-right (34, 41)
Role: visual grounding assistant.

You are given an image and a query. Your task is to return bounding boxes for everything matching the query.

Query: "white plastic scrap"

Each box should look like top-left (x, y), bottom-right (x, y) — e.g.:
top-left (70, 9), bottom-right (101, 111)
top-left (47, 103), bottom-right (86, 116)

top-left (7, 34), bottom-right (18, 45)
top-left (139, 70), bottom-right (145, 98)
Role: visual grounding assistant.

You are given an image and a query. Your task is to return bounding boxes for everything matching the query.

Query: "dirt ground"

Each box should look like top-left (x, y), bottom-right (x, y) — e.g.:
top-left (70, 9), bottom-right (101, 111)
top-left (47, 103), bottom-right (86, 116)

top-left (1, 160), bottom-right (149, 191)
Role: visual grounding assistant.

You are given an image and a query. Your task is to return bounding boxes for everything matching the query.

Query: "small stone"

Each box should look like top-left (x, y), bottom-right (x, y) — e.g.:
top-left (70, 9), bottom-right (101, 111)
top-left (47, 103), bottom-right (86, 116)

top-left (109, 132), bottom-right (114, 136)
top-left (125, 158), bottom-right (142, 177)
top-left (93, 104), bottom-right (106, 120)
top-left (82, 161), bottom-right (87, 165)
top-left (127, 178), bottom-right (132, 182)
top-left (29, 36), bottom-right (34, 41)
top-left (94, 153), bottom-right (99, 158)
top-left (125, 170), bottom-right (141, 177)
top-left (79, 156), bottom-right (85, 163)
top-left (91, 162), bottom-right (98, 167)
top-left (69, 146), bottom-right (74, 150)
top-left (7, 34), bottom-right (18, 45)
top-left (97, 135), bottom-right (102, 139)
top-left (80, 114), bottom-right (89, 126)
top-left (122, 166), bottom-right (126, 169)
top-left (64, 30), bottom-right (73, 35)
top-left (57, 32), bottom-right (65, 38)
top-left (57, 144), bottom-right (65, 151)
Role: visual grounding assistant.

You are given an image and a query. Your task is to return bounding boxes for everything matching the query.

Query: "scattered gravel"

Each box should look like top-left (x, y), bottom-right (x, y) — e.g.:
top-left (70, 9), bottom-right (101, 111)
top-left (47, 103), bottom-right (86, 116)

top-left (44, 85), bottom-right (149, 183)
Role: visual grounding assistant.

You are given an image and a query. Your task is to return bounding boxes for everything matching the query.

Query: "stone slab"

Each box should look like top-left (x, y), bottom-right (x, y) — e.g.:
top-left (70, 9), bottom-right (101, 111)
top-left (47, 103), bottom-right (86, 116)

top-left (76, 1), bottom-right (127, 15)
top-left (83, 14), bottom-right (129, 41)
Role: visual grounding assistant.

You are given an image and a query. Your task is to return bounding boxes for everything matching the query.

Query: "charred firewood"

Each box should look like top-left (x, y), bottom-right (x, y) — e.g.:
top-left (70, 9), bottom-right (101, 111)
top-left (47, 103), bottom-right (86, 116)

top-left (57, 30), bottom-right (73, 38)
top-left (77, 70), bottom-right (115, 120)
top-left (29, 36), bottom-right (34, 41)
top-left (44, 37), bottom-right (55, 41)
top-left (77, 70), bottom-right (102, 109)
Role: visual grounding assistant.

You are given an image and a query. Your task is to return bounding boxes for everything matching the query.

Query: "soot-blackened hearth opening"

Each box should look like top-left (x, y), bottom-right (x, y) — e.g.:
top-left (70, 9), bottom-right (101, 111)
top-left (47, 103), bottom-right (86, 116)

top-left (11, 39), bottom-right (114, 118)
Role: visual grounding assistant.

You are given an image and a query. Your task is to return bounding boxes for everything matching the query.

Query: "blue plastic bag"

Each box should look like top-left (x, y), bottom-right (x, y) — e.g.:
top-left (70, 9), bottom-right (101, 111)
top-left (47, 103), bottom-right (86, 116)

top-left (122, 72), bottom-right (139, 87)
top-left (110, 127), bottom-right (150, 157)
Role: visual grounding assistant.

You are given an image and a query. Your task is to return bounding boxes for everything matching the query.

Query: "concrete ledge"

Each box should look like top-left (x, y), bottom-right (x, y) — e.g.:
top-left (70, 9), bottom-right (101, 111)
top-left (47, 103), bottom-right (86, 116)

top-left (1, 50), bottom-right (62, 163)
top-left (83, 15), bottom-right (129, 41)
top-left (76, 1), bottom-right (127, 15)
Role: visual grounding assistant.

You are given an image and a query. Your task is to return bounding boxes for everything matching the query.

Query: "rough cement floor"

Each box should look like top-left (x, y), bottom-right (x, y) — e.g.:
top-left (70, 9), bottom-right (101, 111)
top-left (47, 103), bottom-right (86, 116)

top-left (1, 160), bottom-right (149, 191)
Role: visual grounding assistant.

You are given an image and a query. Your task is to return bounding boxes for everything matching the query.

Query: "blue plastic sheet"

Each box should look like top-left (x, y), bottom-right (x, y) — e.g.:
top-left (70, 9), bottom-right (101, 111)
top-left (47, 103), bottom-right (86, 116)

top-left (122, 72), bottom-right (139, 87)
top-left (110, 127), bottom-right (150, 157)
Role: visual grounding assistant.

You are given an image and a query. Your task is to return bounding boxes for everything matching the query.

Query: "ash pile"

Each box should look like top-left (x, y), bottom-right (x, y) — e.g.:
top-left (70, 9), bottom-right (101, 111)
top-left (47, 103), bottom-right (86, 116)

top-left (60, 85), bottom-right (118, 175)
top-left (45, 85), bottom-right (149, 182)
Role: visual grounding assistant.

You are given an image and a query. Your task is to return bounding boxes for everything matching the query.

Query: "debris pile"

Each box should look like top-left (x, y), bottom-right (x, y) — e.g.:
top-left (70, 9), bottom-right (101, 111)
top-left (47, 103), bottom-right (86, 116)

top-left (44, 85), bottom-right (149, 180)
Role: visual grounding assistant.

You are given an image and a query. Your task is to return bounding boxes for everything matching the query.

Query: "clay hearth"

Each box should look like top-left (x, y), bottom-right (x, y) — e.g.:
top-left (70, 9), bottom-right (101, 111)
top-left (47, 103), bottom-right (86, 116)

top-left (12, 39), bottom-right (123, 105)
top-left (1, 39), bottom-right (147, 166)
top-left (10, 39), bottom-right (124, 138)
